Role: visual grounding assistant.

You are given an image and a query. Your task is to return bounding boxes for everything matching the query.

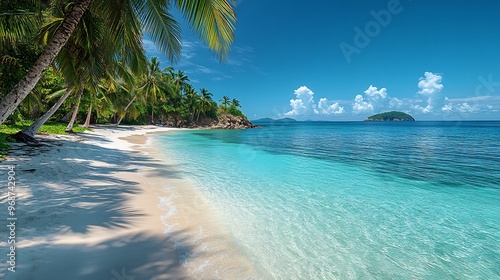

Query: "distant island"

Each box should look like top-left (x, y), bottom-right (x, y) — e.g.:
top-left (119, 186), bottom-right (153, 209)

top-left (365, 111), bottom-right (415, 121)
top-left (252, 117), bottom-right (297, 123)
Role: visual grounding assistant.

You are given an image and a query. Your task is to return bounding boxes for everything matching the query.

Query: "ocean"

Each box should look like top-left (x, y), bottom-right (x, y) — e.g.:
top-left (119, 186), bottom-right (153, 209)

top-left (156, 121), bottom-right (500, 279)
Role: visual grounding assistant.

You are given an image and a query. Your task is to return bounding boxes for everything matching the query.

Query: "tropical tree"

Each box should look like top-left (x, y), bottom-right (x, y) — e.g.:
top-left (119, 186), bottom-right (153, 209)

top-left (12, 5), bottom-right (110, 139)
top-left (200, 88), bottom-right (213, 100)
top-left (232, 98), bottom-right (240, 108)
top-left (171, 69), bottom-right (190, 94)
top-left (220, 95), bottom-right (231, 107)
top-left (196, 94), bottom-right (213, 122)
top-left (137, 56), bottom-right (170, 123)
top-left (0, 0), bottom-right (47, 52)
top-left (184, 85), bottom-right (199, 122)
top-left (0, 0), bottom-right (237, 125)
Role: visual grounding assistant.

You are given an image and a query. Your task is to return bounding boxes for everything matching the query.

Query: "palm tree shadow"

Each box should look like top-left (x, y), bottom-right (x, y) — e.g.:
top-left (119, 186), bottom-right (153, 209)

top-left (12, 231), bottom-right (193, 280)
top-left (0, 136), bottom-right (203, 279)
top-left (12, 138), bottom-right (190, 234)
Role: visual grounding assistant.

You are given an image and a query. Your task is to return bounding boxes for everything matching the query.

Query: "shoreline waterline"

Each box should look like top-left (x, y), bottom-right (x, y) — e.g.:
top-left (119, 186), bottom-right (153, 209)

top-left (132, 131), bottom-right (261, 279)
top-left (0, 125), bottom-right (259, 279)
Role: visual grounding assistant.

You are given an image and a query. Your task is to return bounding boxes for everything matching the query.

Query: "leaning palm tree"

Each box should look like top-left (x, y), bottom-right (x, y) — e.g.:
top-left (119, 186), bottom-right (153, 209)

top-left (0, 0), bottom-right (237, 125)
top-left (14, 5), bottom-right (123, 140)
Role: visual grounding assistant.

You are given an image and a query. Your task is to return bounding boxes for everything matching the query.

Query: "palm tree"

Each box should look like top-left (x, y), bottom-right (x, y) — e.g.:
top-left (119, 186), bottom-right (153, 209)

top-left (0, 0), bottom-right (46, 52)
top-left (0, 0), bottom-right (237, 125)
top-left (200, 88), bottom-right (213, 101)
top-left (14, 6), bottom-right (123, 139)
top-left (171, 70), bottom-right (190, 94)
top-left (196, 94), bottom-right (213, 122)
top-left (184, 85), bottom-right (199, 122)
top-left (232, 98), bottom-right (241, 108)
top-left (137, 56), bottom-right (170, 124)
top-left (220, 95), bottom-right (231, 107)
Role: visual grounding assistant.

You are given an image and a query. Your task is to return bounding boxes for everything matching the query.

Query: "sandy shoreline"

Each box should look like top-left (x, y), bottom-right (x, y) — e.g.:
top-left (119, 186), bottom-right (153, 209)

top-left (0, 125), bottom-right (258, 279)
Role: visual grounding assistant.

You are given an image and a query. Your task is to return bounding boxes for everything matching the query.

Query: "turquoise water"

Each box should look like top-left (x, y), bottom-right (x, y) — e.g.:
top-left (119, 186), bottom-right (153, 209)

top-left (157, 122), bottom-right (500, 279)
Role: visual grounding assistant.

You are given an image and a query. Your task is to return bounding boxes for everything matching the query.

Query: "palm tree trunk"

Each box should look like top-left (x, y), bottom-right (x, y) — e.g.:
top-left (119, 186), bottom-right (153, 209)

top-left (116, 95), bottom-right (136, 126)
top-left (60, 110), bottom-right (72, 122)
top-left (151, 105), bottom-right (154, 124)
top-left (13, 87), bottom-right (73, 142)
top-left (83, 104), bottom-right (92, 128)
top-left (0, 0), bottom-right (92, 125)
top-left (191, 110), bottom-right (195, 123)
top-left (65, 87), bottom-right (83, 132)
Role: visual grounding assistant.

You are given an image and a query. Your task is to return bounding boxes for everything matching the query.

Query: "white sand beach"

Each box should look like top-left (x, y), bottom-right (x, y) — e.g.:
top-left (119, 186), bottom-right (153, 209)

top-left (0, 126), bottom-right (258, 280)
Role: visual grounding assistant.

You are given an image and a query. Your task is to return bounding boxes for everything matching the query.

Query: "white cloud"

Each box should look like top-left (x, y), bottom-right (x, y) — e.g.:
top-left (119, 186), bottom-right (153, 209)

top-left (458, 102), bottom-right (479, 113)
top-left (418, 72), bottom-right (444, 96)
top-left (285, 86), bottom-right (315, 116)
top-left (318, 98), bottom-right (345, 115)
top-left (389, 97), bottom-right (404, 109)
top-left (442, 103), bottom-right (453, 112)
top-left (285, 86), bottom-right (344, 116)
top-left (352, 85), bottom-right (389, 114)
top-left (352, 94), bottom-right (374, 114)
top-left (364, 85), bottom-right (388, 100)
top-left (413, 72), bottom-right (444, 114)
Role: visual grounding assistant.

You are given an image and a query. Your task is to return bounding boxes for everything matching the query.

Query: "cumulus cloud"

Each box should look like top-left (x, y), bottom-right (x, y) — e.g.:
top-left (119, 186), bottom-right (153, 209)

top-left (413, 72), bottom-right (444, 113)
top-left (457, 102), bottom-right (479, 113)
top-left (352, 85), bottom-right (389, 114)
top-left (285, 86), bottom-right (344, 116)
top-left (389, 97), bottom-right (404, 109)
top-left (364, 85), bottom-right (388, 100)
top-left (285, 86), bottom-right (315, 116)
top-left (352, 94), bottom-right (374, 114)
top-left (318, 98), bottom-right (345, 115)
top-left (442, 103), bottom-right (453, 112)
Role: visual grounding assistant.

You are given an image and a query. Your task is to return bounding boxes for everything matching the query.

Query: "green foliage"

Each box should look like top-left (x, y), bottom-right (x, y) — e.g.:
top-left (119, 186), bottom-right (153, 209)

top-left (0, 132), bottom-right (11, 158)
top-left (0, 121), bottom-right (87, 135)
top-left (0, 121), bottom-right (88, 158)
top-left (217, 104), bottom-right (244, 117)
top-left (366, 111), bottom-right (415, 121)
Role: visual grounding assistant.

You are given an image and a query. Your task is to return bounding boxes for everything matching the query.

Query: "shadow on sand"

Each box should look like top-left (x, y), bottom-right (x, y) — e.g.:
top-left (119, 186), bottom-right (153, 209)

top-left (1, 134), bottom-right (198, 279)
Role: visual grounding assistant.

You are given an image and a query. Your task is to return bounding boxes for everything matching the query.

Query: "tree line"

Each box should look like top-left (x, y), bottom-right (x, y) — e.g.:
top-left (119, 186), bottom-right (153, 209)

top-left (0, 0), bottom-right (239, 141)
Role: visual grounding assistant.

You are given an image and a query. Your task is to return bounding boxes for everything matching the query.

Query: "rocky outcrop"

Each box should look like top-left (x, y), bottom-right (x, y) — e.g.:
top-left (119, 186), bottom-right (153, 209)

top-left (211, 114), bottom-right (257, 129)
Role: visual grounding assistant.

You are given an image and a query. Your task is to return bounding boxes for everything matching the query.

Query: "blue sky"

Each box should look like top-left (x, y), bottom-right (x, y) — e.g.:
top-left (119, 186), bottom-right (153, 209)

top-left (145, 0), bottom-right (500, 121)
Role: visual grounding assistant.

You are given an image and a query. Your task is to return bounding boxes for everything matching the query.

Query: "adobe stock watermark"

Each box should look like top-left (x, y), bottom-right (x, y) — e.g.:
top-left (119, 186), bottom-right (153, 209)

top-left (475, 74), bottom-right (500, 95)
top-left (339, 0), bottom-right (405, 63)
top-left (6, 165), bottom-right (17, 273)
top-left (111, 267), bottom-right (135, 280)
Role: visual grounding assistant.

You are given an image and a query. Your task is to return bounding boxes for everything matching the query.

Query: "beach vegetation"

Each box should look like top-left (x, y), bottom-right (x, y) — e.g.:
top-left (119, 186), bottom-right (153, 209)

top-left (0, 0), bottom-right (253, 143)
top-left (0, 0), bottom-right (237, 125)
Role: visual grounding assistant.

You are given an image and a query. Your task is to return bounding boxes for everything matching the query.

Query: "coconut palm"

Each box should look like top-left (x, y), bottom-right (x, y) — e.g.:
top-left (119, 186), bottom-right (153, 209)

top-left (184, 85), bottom-right (199, 122)
top-left (220, 95), bottom-right (230, 107)
top-left (171, 69), bottom-right (190, 94)
top-left (0, 0), bottom-right (237, 125)
top-left (137, 56), bottom-right (171, 123)
top-left (200, 88), bottom-right (213, 101)
top-left (14, 6), bottom-right (123, 139)
top-left (196, 94), bottom-right (213, 122)
top-left (232, 98), bottom-right (240, 108)
top-left (0, 0), bottom-right (47, 52)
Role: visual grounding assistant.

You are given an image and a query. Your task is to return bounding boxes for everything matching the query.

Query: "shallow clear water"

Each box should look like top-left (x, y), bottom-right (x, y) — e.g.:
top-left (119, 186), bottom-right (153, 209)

top-left (157, 121), bottom-right (500, 279)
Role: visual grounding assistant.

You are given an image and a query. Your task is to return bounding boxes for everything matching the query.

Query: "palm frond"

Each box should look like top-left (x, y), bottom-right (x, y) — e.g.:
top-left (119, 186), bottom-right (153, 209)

top-left (136, 0), bottom-right (181, 63)
top-left (175, 0), bottom-right (236, 60)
